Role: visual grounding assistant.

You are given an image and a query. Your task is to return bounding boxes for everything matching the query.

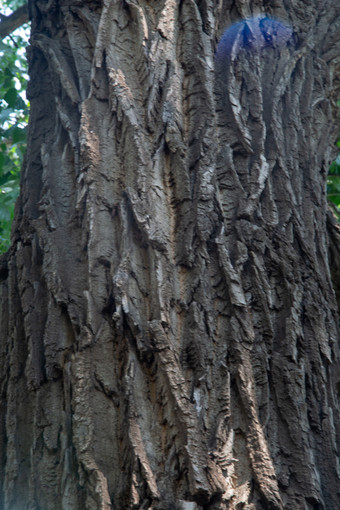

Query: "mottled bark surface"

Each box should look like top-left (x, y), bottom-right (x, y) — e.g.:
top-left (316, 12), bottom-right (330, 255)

top-left (1, 0), bottom-right (340, 509)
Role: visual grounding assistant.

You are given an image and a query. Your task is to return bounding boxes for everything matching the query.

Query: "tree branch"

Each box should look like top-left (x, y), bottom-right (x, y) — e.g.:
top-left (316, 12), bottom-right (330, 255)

top-left (0, 4), bottom-right (29, 39)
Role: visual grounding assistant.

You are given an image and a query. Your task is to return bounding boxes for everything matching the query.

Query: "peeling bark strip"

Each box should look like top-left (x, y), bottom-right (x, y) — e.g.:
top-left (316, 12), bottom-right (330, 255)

top-left (0, 0), bottom-right (340, 509)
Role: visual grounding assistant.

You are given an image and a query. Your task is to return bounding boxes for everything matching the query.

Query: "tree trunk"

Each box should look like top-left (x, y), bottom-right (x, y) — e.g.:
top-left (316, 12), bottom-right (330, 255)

top-left (1, 1), bottom-right (340, 509)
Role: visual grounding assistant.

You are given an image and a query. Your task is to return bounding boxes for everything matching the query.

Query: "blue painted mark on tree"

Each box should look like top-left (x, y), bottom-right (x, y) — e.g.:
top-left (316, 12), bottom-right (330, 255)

top-left (215, 16), bottom-right (293, 61)
top-left (214, 17), bottom-right (294, 154)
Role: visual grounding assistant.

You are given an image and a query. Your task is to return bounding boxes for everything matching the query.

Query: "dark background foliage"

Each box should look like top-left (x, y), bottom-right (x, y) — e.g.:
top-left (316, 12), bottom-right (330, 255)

top-left (0, 1), bottom-right (29, 252)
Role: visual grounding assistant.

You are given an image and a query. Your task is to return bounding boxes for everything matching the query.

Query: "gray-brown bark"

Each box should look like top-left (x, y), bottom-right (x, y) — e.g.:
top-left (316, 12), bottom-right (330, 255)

top-left (1, 0), bottom-right (340, 509)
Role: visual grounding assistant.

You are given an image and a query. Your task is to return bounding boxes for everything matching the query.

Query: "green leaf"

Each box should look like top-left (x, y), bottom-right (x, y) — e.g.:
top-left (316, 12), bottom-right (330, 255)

top-left (4, 68), bottom-right (14, 79)
top-left (14, 95), bottom-right (26, 110)
top-left (4, 88), bottom-right (19, 108)
top-left (329, 161), bottom-right (339, 175)
top-left (1, 186), bottom-right (15, 193)
top-left (0, 172), bottom-right (12, 186)
top-left (0, 206), bottom-right (11, 222)
top-left (0, 108), bottom-right (14, 123)
top-left (11, 126), bottom-right (26, 143)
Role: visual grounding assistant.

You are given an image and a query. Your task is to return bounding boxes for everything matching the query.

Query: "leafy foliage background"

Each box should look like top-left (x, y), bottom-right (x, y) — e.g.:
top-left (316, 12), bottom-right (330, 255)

top-left (327, 109), bottom-right (340, 217)
top-left (0, 1), bottom-right (29, 252)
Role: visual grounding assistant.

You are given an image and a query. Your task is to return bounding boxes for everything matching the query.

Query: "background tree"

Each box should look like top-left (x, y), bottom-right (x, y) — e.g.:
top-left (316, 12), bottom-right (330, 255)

top-left (1, 1), bottom-right (340, 509)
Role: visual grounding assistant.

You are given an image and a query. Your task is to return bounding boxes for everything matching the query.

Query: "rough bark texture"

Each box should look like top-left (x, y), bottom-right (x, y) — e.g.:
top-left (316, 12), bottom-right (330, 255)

top-left (1, 0), bottom-right (340, 509)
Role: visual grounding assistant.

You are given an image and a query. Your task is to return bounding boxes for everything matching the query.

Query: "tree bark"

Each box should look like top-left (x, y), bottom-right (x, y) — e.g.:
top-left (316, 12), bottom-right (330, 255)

top-left (1, 1), bottom-right (340, 509)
